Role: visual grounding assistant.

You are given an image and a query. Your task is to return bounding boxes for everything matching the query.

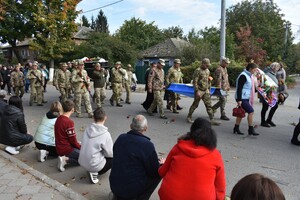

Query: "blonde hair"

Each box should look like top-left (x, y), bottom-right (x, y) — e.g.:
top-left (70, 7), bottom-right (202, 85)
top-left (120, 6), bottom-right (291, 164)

top-left (50, 101), bottom-right (63, 116)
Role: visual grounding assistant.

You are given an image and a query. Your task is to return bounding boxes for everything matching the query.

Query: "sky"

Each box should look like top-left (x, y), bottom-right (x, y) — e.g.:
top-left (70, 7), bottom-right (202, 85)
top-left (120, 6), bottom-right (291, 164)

top-left (76, 0), bottom-right (300, 43)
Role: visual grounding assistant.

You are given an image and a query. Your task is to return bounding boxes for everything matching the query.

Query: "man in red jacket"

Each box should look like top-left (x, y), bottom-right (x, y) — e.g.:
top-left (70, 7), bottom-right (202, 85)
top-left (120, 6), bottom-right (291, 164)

top-left (54, 100), bottom-right (81, 172)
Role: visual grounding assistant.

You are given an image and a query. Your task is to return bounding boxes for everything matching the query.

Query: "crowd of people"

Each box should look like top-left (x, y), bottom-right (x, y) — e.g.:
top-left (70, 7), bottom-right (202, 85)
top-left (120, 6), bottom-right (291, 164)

top-left (0, 57), bottom-right (298, 199)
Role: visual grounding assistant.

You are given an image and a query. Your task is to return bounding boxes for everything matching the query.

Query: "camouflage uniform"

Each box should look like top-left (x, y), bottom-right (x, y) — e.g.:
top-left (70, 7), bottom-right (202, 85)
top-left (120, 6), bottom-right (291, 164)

top-left (71, 66), bottom-right (93, 117)
top-left (109, 62), bottom-right (126, 106)
top-left (92, 67), bottom-right (107, 108)
top-left (10, 70), bottom-right (25, 98)
top-left (147, 66), bottom-right (166, 118)
top-left (26, 65), bottom-right (44, 106)
top-left (53, 65), bottom-right (71, 103)
top-left (166, 65), bottom-right (183, 113)
top-left (212, 64), bottom-right (230, 118)
top-left (187, 59), bottom-right (216, 123)
top-left (124, 66), bottom-right (135, 104)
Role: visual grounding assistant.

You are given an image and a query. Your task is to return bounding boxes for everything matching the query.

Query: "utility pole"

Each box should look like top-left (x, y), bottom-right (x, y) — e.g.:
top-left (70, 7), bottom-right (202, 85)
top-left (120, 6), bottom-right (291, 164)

top-left (220, 0), bottom-right (226, 63)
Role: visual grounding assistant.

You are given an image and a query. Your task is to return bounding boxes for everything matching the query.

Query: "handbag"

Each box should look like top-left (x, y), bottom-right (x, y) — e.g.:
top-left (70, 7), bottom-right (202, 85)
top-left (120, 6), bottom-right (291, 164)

top-left (232, 106), bottom-right (246, 118)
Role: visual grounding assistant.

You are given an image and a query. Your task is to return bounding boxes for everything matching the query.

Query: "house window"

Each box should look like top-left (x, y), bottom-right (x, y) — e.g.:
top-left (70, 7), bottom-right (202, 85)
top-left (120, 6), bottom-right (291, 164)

top-left (143, 60), bottom-right (150, 67)
top-left (165, 60), bottom-right (170, 66)
top-left (21, 49), bottom-right (25, 56)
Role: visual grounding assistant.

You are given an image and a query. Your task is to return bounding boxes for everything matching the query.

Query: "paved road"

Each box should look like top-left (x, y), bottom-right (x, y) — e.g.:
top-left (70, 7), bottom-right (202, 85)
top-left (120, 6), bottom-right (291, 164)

top-left (1, 77), bottom-right (299, 200)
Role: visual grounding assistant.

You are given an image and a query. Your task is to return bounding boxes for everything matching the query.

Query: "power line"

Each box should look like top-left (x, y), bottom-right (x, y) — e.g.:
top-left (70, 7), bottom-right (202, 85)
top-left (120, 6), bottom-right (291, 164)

top-left (81, 0), bottom-right (124, 14)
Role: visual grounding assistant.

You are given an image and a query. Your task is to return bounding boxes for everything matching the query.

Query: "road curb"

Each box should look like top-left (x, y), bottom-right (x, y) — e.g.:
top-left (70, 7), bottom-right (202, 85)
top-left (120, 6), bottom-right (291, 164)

top-left (0, 150), bottom-right (87, 200)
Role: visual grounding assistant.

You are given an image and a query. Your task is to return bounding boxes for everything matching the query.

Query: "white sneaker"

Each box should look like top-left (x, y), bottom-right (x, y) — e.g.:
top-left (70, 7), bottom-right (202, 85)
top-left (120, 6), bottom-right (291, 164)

top-left (15, 145), bottom-right (25, 151)
top-left (38, 150), bottom-right (49, 162)
top-left (57, 156), bottom-right (67, 172)
top-left (89, 172), bottom-right (99, 184)
top-left (5, 146), bottom-right (20, 155)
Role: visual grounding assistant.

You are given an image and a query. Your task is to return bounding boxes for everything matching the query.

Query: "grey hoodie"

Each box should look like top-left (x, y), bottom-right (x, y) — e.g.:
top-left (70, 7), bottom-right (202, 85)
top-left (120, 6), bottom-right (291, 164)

top-left (78, 123), bottom-right (113, 172)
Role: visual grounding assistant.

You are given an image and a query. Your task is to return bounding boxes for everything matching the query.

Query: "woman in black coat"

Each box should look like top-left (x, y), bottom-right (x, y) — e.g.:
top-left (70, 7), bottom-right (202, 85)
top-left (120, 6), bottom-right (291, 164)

top-left (0, 96), bottom-right (33, 155)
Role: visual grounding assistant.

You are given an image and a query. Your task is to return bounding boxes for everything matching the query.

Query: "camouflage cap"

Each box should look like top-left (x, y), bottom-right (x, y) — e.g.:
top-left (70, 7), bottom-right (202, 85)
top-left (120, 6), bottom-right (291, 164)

top-left (202, 58), bottom-right (211, 65)
top-left (78, 60), bottom-right (84, 65)
top-left (61, 62), bottom-right (68, 67)
top-left (33, 61), bottom-right (38, 66)
top-left (115, 61), bottom-right (122, 65)
top-left (221, 57), bottom-right (230, 64)
top-left (174, 59), bottom-right (181, 64)
top-left (95, 63), bottom-right (101, 67)
top-left (127, 64), bottom-right (132, 68)
top-left (158, 59), bottom-right (165, 66)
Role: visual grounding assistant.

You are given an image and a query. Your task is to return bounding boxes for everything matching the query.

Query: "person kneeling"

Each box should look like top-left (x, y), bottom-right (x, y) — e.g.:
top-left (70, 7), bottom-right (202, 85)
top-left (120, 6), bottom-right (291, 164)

top-left (79, 107), bottom-right (113, 184)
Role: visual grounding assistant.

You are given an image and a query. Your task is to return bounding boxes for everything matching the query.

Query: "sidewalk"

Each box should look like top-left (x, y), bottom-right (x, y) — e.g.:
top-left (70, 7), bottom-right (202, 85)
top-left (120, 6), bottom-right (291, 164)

top-left (0, 149), bottom-right (87, 200)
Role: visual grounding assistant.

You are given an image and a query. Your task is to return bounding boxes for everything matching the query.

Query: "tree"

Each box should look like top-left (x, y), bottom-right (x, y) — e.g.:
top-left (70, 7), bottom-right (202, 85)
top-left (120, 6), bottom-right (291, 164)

top-left (90, 15), bottom-right (96, 30)
top-left (235, 25), bottom-right (266, 65)
top-left (70, 32), bottom-right (137, 65)
top-left (30, 0), bottom-right (80, 68)
top-left (0, 0), bottom-right (37, 64)
top-left (81, 15), bottom-right (90, 27)
top-left (95, 10), bottom-right (109, 33)
top-left (115, 17), bottom-right (164, 50)
top-left (162, 26), bottom-right (184, 39)
top-left (226, 0), bottom-right (293, 61)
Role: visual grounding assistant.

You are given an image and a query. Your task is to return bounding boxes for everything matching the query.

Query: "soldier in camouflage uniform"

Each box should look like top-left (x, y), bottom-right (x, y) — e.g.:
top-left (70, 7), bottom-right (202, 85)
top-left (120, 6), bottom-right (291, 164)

top-left (147, 59), bottom-right (167, 119)
top-left (10, 64), bottom-right (25, 98)
top-left (109, 61), bottom-right (126, 107)
top-left (124, 64), bottom-right (136, 104)
top-left (92, 63), bottom-right (107, 108)
top-left (166, 59), bottom-right (183, 113)
top-left (187, 58), bottom-right (220, 125)
top-left (53, 63), bottom-right (71, 103)
top-left (212, 57), bottom-right (231, 120)
top-left (71, 61), bottom-right (93, 118)
top-left (26, 61), bottom-right (44, 106)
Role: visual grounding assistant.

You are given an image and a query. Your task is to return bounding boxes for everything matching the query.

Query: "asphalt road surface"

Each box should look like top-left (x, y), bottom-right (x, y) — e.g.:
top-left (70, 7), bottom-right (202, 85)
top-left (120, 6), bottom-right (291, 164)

top-left (7, 77), bottom-right (300, 200)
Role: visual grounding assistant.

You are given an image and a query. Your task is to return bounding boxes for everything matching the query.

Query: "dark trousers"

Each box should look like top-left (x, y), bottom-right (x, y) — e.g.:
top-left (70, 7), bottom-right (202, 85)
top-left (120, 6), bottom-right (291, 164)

top-left (141, 92), bottom-right (157, 113)
top-left (66, 148), bottom-right (80, 165)
top-left (261, 101), bottom-right (278, 122)
top-left (291, 121), bottom-right (300, 143)
top-left (35, 142), bottom-right (58, 157)
top-left (98, 157), bottom-right (113, 175)
top-left (1, 81), bottom-right (11, 93)
top-left (114, 177), bottom-right (161, 200)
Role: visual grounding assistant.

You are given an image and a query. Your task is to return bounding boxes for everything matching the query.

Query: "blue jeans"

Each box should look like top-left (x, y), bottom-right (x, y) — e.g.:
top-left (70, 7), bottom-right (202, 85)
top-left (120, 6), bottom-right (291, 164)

top-left (66, 148), bottom-right (80, 165)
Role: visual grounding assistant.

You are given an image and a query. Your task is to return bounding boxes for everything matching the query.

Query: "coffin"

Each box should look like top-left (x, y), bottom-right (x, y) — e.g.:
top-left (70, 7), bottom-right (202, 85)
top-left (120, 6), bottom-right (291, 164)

top-left (167, 83), bottom-right (226, 97)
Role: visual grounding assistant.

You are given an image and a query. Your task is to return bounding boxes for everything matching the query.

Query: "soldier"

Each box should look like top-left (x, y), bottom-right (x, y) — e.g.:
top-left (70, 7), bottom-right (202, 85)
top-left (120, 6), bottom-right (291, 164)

top-left (147, 59), bottom-right (167, 119)
top-left (212, 57), bottom-right (231, 120)
top-left (26, 61), bottom-right (44, 106)
top-left (124, 64), bottom-right (136, 104)
top-left (109, 61), bottom-right (126, 107)
top-left (187, 58), bottom-right (220, 125)
top-left (10, 64), bottom-right (25, 98)
top-left (92, 63), bottom-right (107, 108)
top-left (166, 59), bottom-right (183, 113)
top-left (71, 60), bottom-right (93, 118)
top-left (53, 63), bottom-right (71, 103)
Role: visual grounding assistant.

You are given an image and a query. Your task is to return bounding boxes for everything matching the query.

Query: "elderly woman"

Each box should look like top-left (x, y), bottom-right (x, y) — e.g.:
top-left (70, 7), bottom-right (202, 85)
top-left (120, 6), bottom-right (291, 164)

top-left (260, 62), bottom-right (281, 127)
top-left (158, 117), bottom-right (226, 200)
top-left (233, 62), bottom-right (259, 136)
top-left (0, 96), bottom-right (33, 155)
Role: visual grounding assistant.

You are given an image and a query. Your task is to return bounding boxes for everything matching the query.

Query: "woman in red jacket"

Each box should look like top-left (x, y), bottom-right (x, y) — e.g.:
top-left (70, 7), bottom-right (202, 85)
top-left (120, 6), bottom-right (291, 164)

top-left (158, 117), bottom-right (226, 200)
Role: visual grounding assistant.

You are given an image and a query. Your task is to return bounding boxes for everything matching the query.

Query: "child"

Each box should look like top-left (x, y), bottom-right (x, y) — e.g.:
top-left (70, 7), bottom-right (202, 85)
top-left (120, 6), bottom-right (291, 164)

top-left (78, 107), bottom-right (113, 184)
top-left (34, 101), bottom-right (63, 162)
top-left (54, 100), bottom-right (81, 172)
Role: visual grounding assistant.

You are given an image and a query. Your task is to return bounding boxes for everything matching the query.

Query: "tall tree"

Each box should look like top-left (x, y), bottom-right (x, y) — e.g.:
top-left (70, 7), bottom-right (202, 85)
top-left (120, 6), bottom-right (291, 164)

top-left (95, 9), bottom-right (109, 33)
top-left (226, 0), bottom-right (293, 61)
top-left (81, 15), bottom-right (90, 27)
top-left (115, 17), bottom-right (164, 50)
top-left (90, 15), bottom-right (96, 30)
top-left (0, 0), bottom-right (36, 64)
top-left (162, 26), bottom-right (184, 39)
top-left (31, 0), bottom-right (80, 68)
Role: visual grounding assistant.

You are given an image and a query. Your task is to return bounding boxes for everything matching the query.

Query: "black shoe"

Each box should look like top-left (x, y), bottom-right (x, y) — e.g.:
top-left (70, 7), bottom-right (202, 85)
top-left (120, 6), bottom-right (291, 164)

top-left (220, 116), bottom-right (230, 121)
top-left (110, 99), bottom-right (114, 106)
top-left (126, 101), bottom-right (131, 104)
top-left (166, 104), bottom-right (171, 110)
top-left (120, 98), bottom-right (124, 101)
top-left (160, 115), bottom-right (168, 119)
top-left (116, 104), bottom-right (123, 107)
top-left (261, 121), bottom-right (271, 127)
top-left (177, 105), bottom-right (183, 110)
top-left (267, 120), bottom-right (276, 127)
top-left (248, 126), bottom-right (259, 136)
top-left (291, 139), bottom-right (300, 146)
top-left (42, 100), bottom-right (48, 103)
top-left (37, 104), bottom-right (43, 106)
top-left (233, 126), bottom-right (244, 135)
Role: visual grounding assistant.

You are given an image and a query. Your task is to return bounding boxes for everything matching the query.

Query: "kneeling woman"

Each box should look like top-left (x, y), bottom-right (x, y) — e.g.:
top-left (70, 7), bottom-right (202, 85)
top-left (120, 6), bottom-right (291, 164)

top-left (0, 96), bottom-right (33, 154)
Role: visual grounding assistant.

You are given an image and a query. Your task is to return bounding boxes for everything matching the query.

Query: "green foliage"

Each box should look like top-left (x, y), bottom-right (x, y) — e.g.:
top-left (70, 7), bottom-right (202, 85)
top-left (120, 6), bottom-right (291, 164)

top-left (285, 76), bottom-right (296, 89)
top-left (114, 17), bottom-right (164, 51)
top-left (226, 0), bottom-right (293, 62)
top-left (162, 26), bottom-right (184, 39)
top-left (284, 43), bottom-right (300, 74)
top-left (90, 15), bottom-right (96, 30)
top-left (95, 10), bottom-right (109, 33)
top-left (65, 32), bottom-right (137, 66)
top-left (81, 15), bottom-right (90, 27)
top-left (30, 0), bottom-right (80, 61)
